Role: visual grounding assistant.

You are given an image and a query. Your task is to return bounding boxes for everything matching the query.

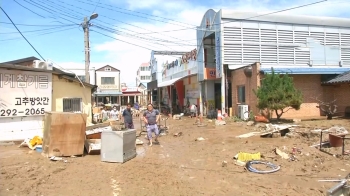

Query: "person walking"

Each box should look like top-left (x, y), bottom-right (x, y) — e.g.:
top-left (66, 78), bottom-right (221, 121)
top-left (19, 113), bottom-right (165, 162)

top-left (122, 103), bottom-right (134, 129)
top-left (143, 103), bottom-right (160, 146)
top-left (109, 105), bottom-right (120, 121)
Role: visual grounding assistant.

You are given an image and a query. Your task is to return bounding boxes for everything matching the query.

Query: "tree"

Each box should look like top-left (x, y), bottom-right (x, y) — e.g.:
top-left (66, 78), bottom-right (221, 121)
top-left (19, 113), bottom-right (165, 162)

top-left (253, 68), bottom-right (303, 121)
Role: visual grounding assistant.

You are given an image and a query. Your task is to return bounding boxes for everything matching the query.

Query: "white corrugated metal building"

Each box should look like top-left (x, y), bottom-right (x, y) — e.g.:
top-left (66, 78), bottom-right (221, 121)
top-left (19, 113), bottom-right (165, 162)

top-left (196, 9), bottom-right (350, 115)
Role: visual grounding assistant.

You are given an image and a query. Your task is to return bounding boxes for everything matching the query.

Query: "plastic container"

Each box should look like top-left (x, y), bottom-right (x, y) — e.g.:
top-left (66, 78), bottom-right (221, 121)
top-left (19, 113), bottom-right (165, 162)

top-left (36, 145), bottom-right (43, 153)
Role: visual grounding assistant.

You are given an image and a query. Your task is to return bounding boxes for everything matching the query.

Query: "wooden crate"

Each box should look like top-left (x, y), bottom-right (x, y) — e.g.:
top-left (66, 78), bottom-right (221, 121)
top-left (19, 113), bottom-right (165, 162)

top-left (42, 112), bottom-right (87, 157)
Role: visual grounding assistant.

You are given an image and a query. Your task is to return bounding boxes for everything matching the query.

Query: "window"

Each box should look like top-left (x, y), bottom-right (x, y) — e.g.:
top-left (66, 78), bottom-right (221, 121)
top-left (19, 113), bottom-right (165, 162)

top-left (237, 85), bottom-right (246, 103)
top-left (105, 67), bottom-right (111, 71)
top-left (141, 67), bottom-right (150, 71)
top-left (141, 76), bottom-right (151, 80)
top-left (101, 77), bottom-right (115, 85)
top-left (63, 98), bottom-right (82, 112)
top-left (77, 75), bottom-right (86, 82)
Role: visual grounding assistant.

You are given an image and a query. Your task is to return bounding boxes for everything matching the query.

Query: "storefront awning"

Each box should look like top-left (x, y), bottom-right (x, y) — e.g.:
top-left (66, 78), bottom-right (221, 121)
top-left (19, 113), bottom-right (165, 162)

top-left (94, 90), bottom-right (123, 96)
top-left (158, 77), bottom-right (182, 88)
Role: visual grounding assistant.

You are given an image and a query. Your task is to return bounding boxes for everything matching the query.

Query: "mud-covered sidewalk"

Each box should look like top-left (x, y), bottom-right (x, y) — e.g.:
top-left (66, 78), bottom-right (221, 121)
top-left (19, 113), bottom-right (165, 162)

top-left (1, 118), bottom-right (350, 196)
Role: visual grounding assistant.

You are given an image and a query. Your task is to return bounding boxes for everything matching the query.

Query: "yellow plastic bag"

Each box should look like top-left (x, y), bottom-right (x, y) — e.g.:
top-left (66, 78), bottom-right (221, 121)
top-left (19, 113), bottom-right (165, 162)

top-left (237, 152), bottom-right (261, 162)
top-left (29, 136), bottom-right (43, 148)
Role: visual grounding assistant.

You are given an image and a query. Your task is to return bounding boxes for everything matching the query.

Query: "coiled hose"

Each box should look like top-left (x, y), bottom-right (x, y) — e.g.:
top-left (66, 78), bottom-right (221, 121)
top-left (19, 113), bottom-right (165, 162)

top-left (245, 160), bottom-right (280, 174)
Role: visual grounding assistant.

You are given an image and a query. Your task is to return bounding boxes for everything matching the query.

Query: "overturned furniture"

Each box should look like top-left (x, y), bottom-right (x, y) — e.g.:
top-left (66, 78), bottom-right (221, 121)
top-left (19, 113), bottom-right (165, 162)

top-left (85, 122), bottom-right (111, 155)
top-left (42, 112), bottom-right (87, 157)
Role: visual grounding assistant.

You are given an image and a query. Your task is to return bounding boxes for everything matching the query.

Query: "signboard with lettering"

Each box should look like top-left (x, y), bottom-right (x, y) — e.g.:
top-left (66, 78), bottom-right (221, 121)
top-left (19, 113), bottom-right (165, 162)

top-left (204, 68), bottom-right (216, 80)
top-left (0, 69), bottom-right (52, 118)
top-left (100, 85), bottom-right (118, 90)
top-left (215, 37), bottom-right (222, 78)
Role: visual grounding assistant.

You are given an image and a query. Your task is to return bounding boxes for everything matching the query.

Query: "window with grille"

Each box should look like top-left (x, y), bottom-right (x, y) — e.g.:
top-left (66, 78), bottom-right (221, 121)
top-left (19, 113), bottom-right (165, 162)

top-left (63, 98), bottom-right (82, 113)
top-left (101, 77), bottom-right (115, 84)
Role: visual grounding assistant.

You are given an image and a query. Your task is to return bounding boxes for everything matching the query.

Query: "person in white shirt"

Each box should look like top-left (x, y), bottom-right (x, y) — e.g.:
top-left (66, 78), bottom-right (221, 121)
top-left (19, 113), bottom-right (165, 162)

top-left (109, 106), bottom-right (120, 121)
top-left (101, 106), bottom-right (109, 121)
top-left (190, 103), bottom-right (197, 118)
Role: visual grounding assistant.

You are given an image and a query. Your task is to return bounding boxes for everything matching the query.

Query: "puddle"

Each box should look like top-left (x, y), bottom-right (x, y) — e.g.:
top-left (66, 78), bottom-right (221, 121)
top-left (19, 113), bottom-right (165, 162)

top-left (136, 147), bottom-right (146, 158)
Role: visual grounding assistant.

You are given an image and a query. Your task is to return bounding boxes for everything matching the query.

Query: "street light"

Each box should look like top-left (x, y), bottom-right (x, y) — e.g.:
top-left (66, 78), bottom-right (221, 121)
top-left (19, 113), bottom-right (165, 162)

top-left (82, 13), bottom-right (98, 83)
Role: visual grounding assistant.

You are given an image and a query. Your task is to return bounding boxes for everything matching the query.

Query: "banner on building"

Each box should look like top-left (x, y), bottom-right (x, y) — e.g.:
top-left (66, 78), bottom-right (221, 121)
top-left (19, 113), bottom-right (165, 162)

top-left (215, 37), bottom-right (222, 78)
top-left (0, 69), bottom-right (52, 118)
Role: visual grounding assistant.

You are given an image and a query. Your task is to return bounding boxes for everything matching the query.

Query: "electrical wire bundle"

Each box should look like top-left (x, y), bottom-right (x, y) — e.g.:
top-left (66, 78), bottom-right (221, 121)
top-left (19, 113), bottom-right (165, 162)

top-left (245, 160), bottom-right (280, 174)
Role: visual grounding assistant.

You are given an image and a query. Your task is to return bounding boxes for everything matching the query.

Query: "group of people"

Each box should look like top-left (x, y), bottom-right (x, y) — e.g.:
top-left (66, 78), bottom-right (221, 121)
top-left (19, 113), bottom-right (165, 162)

top-left (100, 103), bottom-right (161, 147)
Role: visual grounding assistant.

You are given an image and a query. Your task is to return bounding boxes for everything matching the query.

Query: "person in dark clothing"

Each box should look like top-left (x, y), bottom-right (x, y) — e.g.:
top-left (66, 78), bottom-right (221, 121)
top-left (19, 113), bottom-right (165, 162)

top-left (122, 103), bottom-right (134, 129)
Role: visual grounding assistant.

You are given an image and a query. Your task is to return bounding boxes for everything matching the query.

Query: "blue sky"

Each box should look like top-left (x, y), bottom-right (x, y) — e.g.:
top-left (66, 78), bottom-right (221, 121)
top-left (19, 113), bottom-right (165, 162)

top-left (0, 0), bottom-right (349, 85)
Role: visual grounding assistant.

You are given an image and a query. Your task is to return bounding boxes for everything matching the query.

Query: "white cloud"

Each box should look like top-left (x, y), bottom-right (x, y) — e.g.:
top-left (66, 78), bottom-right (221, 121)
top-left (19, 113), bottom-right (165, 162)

top-left (57, 0), bottom-right (350, 86)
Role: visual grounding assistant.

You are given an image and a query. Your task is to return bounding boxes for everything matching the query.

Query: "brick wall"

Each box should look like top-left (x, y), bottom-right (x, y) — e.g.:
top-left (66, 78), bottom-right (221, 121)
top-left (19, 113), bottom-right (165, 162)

top-left (231, 63), bottom-right (261, 116)
top-left (328, 83), bottom-right (350, 116)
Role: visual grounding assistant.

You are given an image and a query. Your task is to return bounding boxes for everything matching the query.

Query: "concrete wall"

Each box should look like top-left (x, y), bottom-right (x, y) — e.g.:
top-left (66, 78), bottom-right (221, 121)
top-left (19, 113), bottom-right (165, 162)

top-left (52, 75), bottom-right (93, 124)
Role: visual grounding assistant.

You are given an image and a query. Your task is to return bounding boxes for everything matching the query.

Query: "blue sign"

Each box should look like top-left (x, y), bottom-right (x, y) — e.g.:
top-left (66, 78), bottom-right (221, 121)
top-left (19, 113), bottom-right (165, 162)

top-left (215, 36), bottom-right (221, 78)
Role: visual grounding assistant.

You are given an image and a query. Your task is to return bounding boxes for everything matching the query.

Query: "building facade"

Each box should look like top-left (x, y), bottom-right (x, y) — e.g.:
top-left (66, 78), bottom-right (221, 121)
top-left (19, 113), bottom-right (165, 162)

top-left (136, 62), bottom-right (151, 86)
top-left (94, 65), bottom-right (122, 105)
top-left (136, 62), bottom-right (151, 105)
top-left (197, 9), bottom-right (350, 117)
top-left (148, 50), bottom-right (199, 112)
top-left (0, 58), bottom-right (96, 141)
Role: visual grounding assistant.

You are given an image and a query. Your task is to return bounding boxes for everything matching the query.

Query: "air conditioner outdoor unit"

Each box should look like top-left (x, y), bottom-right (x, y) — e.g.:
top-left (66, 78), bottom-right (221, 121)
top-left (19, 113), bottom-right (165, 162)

top-left (237, 105), bottom-right (249, 120)
top-left (33, 60), bottom-right (53, 70)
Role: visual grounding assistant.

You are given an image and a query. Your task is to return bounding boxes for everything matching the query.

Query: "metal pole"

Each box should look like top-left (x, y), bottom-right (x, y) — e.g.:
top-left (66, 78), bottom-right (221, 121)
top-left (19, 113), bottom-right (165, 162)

top-left (83, 17), bottom-right (90, 83)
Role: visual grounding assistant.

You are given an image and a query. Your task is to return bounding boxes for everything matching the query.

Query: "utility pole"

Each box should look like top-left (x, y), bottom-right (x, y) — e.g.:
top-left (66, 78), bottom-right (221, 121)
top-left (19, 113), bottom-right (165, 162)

top-left (82, 13), bottom-right (98, 84)
top-left (83, 17), bottom-right (90, 83)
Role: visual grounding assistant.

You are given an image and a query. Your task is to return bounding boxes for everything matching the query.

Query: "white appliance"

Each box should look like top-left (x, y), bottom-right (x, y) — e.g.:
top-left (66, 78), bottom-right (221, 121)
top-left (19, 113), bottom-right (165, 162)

top-left (237, 105), bottom-right (249, 120)
top-left (33, 60), bottom-right (53, 70)
top-left (101, 129), bottom-right (136, 163)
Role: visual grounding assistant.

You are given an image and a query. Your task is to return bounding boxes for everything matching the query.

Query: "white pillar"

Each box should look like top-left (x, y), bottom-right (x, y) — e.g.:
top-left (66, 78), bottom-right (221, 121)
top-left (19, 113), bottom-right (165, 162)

top-left (134, 95), bottom-right (136, 103)
top-left (221, 65), bottom-right (226, 115)
top-left (127, 96), bottom-right (130, 104)
top-left (199, 82), bottom-right (203, 115)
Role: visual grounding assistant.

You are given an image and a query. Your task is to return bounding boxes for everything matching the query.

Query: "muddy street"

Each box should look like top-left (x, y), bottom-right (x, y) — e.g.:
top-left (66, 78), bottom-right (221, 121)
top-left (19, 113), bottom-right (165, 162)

top-left (1, 117), bottom-right (350, 196)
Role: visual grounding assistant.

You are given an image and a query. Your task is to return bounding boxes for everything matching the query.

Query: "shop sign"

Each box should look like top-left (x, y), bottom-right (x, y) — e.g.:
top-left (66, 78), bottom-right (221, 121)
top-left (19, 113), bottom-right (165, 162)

top-left (100, 85), bottom-right (118, 89)
top-left (0, 69), bottom-right (52, 118)
top-left (205, 68), bottom-right (216, 80)
top-left (181, 49), bottom-right (197, 65)
top-left (186, 89), bottom-right (199, 99)
top-left (215, 37), bottom-right (222, 78)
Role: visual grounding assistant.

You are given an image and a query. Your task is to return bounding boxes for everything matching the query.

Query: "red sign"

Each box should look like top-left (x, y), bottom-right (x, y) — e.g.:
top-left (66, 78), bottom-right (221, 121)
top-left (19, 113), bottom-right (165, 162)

top-left (204, 68), bottom-right (216, 80)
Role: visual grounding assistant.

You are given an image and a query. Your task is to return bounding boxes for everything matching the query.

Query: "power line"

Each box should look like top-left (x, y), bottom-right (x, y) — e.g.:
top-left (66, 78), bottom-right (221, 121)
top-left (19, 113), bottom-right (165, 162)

top-left (127, 0), bottom-right (329, 35)
top-left (0, 26), bottom-right (78, 42)
top-left (0, 21), bottom-right (77, 26)
top-left (91, 0), bottom-right (100, 14)
top-left (0, 6), bottom-right (45, 60)
top-left (83, 0), bottom-right (196, 27)
top-left (75, 0), bottom-right (194, 28)
top-left (0, 25), bottom-right (76, 34)
top-left (22, 0), bottom-right (80, 24)
top-left (42, 0), bottom-right (196, 46)
top-left (13, 0), bottom-right (46, 18)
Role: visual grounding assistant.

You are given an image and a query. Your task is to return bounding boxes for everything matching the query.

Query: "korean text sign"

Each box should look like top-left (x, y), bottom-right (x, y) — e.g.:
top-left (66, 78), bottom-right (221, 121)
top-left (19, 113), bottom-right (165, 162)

top-left (0, 69), bottom-right (52, 118)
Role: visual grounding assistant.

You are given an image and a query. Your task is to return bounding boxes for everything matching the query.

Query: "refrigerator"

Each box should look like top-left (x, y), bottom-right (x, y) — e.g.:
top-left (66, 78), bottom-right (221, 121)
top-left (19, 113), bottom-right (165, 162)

top-left (101, 129), bottom-right (137, 163)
